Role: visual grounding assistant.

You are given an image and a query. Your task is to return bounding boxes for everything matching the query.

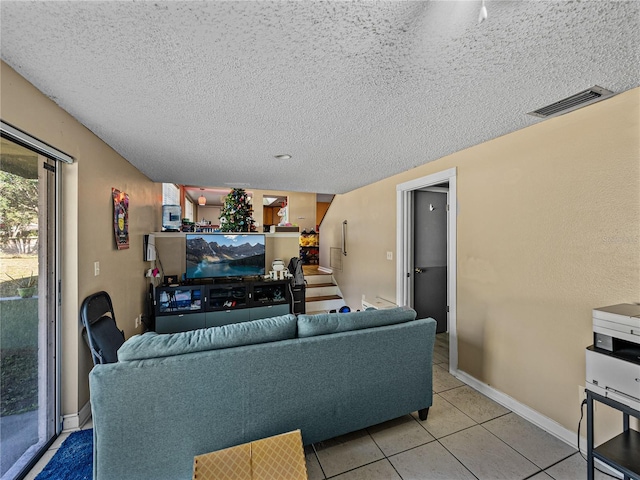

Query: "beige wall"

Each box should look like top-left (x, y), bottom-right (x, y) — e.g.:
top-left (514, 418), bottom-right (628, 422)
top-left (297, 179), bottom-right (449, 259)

top-left (154, 233), bottom-right (299, 278)
top-left (320, 88), bottom-right (640, 442)
top-left (251, 189), bottom-right (317, 233)
top-left (1, 62), bottom-right (161, 422)
top-left (196, 205), bottom-right (222, 225)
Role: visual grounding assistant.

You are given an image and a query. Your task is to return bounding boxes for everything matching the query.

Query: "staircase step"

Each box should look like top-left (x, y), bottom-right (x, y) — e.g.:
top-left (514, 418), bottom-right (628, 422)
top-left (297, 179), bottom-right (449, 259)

top-left (302, 266), bottom-right (331, 276)
top-left (305, 276), bottom-right (335, 286)
top-left (307, 294), bottom-right (342, 302)
top-left (305, 285), bottom-right (340, 298)
top-left (306, 282), bottom-right (336, 288)
top-left (302, 266), bottom-right (344, 314)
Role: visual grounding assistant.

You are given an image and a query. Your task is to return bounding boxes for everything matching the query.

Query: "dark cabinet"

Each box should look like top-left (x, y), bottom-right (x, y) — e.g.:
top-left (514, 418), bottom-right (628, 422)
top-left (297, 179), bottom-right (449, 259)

top-left (207, 284), bottom-right (249, 310)
top-left (205, 309), bottom-right (250, 328)
top-left (158, 313), bottom-right (206, 334)
top-left (252, 283), bottom-right (288, 305)
top-left (154, 279), bottom-right (291, 334)
top-left (156, 285), bottom-right (204, 315)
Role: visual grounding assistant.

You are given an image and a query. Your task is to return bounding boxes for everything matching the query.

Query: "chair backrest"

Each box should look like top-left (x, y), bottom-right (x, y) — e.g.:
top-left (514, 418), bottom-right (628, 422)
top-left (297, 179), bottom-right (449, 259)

top-left (80, 291), bottom-right (125, 365)
top-left (287, 257), bottom-right (305, 286)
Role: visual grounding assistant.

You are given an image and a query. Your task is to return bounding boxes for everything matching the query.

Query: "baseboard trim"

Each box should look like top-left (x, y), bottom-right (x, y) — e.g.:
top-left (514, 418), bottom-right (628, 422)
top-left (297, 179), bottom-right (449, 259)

top-left (62, 400), bottom-right (91, 432)
top-left (317, 266), bottom-right (332, 274)
top-left (452, 370), bottom-right (626, 478)
top-left (452, 369), bottom-right (578, 449)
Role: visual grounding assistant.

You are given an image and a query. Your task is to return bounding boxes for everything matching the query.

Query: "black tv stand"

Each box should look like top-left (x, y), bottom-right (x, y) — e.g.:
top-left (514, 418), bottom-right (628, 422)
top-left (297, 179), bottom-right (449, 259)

top-left (213, 276), bottom-right (244, 284)
top-left (181, 278), bottom-right (212, 286)
top-left (154, 278), bottom-right (292, 334)
top-left (241, 275), bottom-right (264, 282)
top-left (182, 275), bottom-right (266, 285)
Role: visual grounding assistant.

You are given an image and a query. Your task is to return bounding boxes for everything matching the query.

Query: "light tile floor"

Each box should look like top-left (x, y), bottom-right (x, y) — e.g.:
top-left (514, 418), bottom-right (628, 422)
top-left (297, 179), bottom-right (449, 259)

top-left (26, 333), bottom-right (606, 480)
top-left (304, 334), bottom-right (607, 480)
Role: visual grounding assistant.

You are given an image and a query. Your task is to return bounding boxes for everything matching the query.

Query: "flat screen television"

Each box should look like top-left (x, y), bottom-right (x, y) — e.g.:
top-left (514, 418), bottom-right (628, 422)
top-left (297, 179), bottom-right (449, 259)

top-left (185, 233), bottom-right (266, 280)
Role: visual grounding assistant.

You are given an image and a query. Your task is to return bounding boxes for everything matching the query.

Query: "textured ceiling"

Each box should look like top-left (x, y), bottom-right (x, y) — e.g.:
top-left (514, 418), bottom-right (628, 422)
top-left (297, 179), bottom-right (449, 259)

top-left (1, 1), bottom-right (639, 194)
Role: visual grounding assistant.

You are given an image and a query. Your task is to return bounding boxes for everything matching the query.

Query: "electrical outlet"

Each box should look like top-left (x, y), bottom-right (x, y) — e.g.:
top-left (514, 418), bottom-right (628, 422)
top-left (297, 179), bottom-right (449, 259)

top-left (386, 251), bottom-right (393, 260)
top-left (579, 385), bottom-right (595, 411)
top-left (134, 315), bottom-right (141, 329)
top-left (94, 261), bottom-right (100, 276)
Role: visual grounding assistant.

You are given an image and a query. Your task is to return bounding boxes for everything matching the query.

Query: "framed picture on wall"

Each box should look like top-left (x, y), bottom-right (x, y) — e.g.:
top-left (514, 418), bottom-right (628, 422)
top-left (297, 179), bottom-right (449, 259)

top-left (112, 188), bottom-right (129, 250)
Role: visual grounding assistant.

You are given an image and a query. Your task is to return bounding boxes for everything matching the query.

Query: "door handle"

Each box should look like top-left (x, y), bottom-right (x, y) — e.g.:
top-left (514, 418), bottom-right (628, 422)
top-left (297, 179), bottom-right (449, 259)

top-left (414, 267), bottom-right (426, 274)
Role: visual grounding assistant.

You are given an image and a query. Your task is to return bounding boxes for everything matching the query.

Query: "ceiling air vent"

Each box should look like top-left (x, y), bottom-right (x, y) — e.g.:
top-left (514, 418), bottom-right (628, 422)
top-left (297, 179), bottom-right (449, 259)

top-left (528, 86), bottom-right (614, 119)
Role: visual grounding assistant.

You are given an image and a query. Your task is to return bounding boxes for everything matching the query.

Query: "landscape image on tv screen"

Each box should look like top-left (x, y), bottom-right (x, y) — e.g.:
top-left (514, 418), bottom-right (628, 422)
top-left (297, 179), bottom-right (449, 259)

top-left (186, 234), bottom-right (266, 279)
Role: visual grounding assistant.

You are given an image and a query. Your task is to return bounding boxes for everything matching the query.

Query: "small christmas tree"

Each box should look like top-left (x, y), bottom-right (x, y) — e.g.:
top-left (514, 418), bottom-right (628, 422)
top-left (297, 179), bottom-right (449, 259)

top-left (219, 188), bottom-right (256, 232)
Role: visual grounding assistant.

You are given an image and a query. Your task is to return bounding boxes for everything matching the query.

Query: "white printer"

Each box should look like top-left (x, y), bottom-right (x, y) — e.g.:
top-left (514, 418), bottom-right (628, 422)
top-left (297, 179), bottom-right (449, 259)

top-left (585, 304), bottom-right (640, 410)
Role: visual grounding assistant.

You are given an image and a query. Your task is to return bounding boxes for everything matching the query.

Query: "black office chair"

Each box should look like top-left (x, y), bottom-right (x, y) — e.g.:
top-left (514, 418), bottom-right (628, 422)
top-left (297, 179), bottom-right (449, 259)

top-left (80, 291), bottom-right (125, 365)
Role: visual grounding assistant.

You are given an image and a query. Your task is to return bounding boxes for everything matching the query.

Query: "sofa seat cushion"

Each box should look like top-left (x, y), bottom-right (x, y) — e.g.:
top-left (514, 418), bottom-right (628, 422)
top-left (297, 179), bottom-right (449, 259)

top-left (297, 306), bottom-right (417, 338)
top-left (118, 314), bottom-right (297, 361)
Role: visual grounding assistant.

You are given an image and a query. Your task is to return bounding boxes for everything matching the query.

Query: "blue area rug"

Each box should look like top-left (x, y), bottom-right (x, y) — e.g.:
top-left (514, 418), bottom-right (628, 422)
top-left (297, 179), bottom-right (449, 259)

top-left (36, 429), bottom-right (92, 480)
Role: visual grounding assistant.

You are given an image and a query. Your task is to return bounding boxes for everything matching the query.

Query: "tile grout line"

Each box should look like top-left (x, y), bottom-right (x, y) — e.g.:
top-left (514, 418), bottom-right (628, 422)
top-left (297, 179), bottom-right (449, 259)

top-left (310, 443), bottom-right (328, 479)
top-left (431, 396), bottom-right (544, 480)
top-left (322, 458), bottom-right (388, 479)
top-left (364, 429), bottom-right (404, 480)
top-left (475, 420), bottom-right (543, 475)
top-left (433, 436), bottom-right (481, 480)
top-left (529, 451), bottom-right (582, 480)
top-left (477, 413), bottom-right (580, 476)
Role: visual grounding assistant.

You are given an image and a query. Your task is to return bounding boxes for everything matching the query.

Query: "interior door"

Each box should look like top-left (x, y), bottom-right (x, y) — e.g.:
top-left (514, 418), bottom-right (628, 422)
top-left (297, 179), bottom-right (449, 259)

top-left (413, 189), bottom-right (448, 333)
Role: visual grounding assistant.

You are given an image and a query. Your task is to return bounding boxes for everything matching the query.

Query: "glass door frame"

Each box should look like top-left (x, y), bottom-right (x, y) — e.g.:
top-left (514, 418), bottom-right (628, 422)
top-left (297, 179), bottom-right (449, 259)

top-left (1, 121), bottom-right (72, 478)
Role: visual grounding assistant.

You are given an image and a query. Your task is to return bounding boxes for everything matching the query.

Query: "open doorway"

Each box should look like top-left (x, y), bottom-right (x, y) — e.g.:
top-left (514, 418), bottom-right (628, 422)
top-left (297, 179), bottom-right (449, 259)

top-left (414, 186), bottom-right (449, 333)
top-left (396, 168), bottom-right (458, 372)
top-left (262, 195), bottom-right (288, 230)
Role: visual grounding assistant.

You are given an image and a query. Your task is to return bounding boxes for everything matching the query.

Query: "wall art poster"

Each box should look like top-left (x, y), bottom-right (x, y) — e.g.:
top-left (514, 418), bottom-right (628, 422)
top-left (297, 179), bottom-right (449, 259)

top-left (112, 188), bottom-right (129, 250)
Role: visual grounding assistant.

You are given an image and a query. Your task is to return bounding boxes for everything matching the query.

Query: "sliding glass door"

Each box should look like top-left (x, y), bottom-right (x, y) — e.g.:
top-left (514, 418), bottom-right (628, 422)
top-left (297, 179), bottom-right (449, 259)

top-left (0, 135), bottom-right (58, 480)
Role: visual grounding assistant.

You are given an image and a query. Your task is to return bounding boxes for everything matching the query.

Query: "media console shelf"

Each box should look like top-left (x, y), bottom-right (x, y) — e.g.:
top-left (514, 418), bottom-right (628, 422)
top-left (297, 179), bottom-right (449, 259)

top-left (154, 279), bottom-right (291, 334)
top-left (586, 389), bottom-right (640, 480)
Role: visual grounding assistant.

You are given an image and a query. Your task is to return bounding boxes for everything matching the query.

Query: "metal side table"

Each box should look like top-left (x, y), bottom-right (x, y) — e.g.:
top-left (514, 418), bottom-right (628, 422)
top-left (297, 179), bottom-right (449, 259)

top-left (586, 389), bottom-right (640, 480)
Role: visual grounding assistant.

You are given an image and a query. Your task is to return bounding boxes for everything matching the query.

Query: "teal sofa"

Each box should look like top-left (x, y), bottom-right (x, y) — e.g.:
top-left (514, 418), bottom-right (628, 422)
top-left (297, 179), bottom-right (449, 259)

top-left (89, 307), bottom-right (436, 480)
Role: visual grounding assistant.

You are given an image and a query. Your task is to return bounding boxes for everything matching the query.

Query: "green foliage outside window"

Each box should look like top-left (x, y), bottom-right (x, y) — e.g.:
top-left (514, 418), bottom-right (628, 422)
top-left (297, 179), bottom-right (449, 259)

top-left (0, 171), bottom-right (38, 251)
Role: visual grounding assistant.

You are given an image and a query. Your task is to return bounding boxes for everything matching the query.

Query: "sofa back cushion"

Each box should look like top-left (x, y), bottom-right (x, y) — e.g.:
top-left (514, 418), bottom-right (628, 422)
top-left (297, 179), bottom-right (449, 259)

top-left (297, 307), bottom-right (416, 338)
top-left (118, 314), bottom-right (297, 361)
